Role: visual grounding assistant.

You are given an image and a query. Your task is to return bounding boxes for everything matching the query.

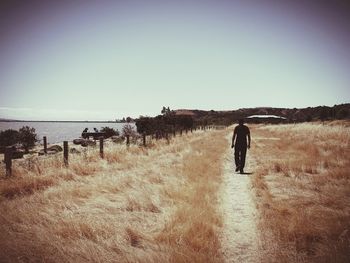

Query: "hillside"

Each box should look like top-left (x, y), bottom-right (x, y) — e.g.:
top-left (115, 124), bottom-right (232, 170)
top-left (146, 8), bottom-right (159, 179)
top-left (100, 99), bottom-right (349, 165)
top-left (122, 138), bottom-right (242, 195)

top-left (175, 103), bottom-right (350, 125)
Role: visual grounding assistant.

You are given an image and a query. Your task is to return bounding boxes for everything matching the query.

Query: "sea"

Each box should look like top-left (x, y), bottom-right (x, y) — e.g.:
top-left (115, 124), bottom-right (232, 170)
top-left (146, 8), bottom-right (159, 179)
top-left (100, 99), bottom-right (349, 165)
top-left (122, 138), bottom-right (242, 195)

top-left (0, 122), bottom-right (134, 144)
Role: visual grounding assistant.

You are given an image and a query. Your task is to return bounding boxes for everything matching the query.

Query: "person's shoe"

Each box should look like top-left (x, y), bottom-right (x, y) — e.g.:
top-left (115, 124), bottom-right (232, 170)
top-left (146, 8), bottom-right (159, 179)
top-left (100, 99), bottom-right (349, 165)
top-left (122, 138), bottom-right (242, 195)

top-left (235, 166), bottom-right (240, 172)
top-left (240, 169), bottom-right (244, 174)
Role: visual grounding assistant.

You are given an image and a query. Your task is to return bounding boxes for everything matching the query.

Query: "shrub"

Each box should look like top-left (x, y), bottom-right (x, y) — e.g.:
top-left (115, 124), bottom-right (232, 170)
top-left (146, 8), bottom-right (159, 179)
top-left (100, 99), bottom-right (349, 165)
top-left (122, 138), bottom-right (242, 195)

top-left (135, 114), bottom-right (194, 137)
top-left (175, 115), bottom-right (194, 129)
top-left (18, 126), bottom-right (38, 153)
top-left (100, 127), bottom-right (119, 138)
top-left (0, 129), bottom-right (19, 147)
top-left (135, 117), bottom-right (156, 135)
top-left (122, 124), bottom-right (136, 137)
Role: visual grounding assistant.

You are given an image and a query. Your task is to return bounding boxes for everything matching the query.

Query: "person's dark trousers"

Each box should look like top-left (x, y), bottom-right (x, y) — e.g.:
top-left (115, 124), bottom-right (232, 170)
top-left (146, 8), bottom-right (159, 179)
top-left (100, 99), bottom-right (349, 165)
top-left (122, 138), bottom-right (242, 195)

top-left (234, 145), bottom-right (247, 172)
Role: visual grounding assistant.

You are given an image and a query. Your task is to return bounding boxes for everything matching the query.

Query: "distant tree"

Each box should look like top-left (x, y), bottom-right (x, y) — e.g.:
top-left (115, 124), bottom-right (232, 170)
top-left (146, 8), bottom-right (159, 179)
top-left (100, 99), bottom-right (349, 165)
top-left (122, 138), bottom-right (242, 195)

top-left (126, 117), bottom-right (132, 123)
top-left (18, 126), bottom-right (37, 153)
top-left (135, 115), bottom-right (173, 137)
top-left (161, 106), bottom-right (172, 116)
top-left (100, 127), bottom-right (119, 138)
top-left (0, 129), bottom-right (19, 152)
top-left (161, 106), bottom-right (166, 115)
top-left (135, 117), bottom-right (156, 135)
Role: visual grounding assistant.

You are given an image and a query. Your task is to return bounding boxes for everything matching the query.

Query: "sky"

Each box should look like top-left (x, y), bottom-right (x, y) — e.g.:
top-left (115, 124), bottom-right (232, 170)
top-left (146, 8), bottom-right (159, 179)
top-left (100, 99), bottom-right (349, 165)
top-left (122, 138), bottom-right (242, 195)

top-left (0, 0), bottom-right (349, 120)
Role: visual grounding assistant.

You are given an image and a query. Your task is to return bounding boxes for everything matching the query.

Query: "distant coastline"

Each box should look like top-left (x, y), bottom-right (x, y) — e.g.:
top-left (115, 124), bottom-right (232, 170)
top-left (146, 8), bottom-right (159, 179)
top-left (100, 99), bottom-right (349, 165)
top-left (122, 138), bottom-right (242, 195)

top-left (0, 119), bottom-right (128, 123)
top-left (0, 121), bottom-right (133, 143)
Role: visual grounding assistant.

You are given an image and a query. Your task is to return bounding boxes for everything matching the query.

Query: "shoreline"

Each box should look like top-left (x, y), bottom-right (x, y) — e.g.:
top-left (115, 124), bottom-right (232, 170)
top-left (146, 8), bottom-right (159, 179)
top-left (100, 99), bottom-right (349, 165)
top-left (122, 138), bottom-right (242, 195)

top-left (0, 120), bottom-right (133, 123)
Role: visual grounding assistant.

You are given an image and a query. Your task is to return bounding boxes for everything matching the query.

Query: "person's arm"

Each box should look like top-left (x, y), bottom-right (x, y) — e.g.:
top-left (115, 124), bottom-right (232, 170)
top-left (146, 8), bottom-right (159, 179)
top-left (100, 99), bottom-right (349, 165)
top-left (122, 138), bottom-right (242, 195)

top-left (247, 128), bottom-right (251, 149)
top-left (231, 128), bottom-right (236, 148)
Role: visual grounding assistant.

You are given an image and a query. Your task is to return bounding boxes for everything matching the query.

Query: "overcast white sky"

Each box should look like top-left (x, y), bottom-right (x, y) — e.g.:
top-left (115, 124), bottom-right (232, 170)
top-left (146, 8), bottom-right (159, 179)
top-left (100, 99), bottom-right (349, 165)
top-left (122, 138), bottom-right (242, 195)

top-left (0, 0), bottom-right (349, 120)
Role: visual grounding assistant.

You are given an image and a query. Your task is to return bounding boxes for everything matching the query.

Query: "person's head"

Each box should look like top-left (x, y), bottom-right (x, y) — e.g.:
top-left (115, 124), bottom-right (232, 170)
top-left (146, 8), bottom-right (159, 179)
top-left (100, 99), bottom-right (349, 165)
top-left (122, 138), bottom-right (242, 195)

top-left (238, 119), bottom-right (244, 125)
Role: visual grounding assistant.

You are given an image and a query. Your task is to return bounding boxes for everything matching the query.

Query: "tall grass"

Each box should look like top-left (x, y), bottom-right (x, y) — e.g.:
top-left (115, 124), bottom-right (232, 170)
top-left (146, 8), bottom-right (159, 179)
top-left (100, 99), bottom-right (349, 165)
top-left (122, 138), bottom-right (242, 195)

top-left (0, 130), bottom-right (227, 262)
top-left (250, 121), bottom-right (350, 262)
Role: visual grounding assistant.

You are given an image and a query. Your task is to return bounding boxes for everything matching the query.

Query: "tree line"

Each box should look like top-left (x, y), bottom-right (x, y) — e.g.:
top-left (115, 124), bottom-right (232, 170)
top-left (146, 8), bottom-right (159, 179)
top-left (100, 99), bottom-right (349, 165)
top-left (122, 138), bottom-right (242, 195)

top-left (135, 107), bottom-right (194, 138)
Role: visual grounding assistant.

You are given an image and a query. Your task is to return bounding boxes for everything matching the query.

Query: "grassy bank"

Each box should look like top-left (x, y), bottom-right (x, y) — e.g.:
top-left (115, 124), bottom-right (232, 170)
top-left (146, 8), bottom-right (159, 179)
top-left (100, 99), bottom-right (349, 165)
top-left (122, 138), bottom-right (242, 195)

top-left (250, 121), bottom-right (350, 262)
top-left (0, 129), bottom-right (227, 262)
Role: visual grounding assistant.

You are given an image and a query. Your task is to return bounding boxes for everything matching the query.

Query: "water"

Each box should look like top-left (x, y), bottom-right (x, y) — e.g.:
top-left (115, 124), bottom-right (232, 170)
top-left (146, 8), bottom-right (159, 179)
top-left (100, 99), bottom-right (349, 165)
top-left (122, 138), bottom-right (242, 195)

top-left (0, 122), bottom-right (135, 143)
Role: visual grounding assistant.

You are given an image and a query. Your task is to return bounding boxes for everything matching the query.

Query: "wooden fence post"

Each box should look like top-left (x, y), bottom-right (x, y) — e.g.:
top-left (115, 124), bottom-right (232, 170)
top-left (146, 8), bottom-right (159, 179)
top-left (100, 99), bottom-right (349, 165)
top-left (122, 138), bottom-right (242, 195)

top-left (5, 146), bottom-right (12, 177)
top-left (143, 133), bottom-right (146, 147)
top-left (43, 136), bottom-right (47, 154)
top-left (99, 137), bottom-right (104, 158)
top-left (126, 135), bottom-right (130, 146)
top-left (63, 141), bottom-right (68, 166)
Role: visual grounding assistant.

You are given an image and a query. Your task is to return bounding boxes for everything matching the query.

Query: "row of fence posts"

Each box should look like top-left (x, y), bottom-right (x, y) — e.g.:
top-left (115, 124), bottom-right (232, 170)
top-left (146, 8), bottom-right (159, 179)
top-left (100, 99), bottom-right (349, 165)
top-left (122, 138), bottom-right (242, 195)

top-left (3, 126), bottom-right (217, 177)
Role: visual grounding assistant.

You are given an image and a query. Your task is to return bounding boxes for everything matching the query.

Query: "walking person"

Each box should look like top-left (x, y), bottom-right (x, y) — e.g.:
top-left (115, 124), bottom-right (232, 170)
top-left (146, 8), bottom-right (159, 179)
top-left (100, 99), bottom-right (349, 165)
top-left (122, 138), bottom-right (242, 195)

top-left (231, 119), bottom-right (251, 174)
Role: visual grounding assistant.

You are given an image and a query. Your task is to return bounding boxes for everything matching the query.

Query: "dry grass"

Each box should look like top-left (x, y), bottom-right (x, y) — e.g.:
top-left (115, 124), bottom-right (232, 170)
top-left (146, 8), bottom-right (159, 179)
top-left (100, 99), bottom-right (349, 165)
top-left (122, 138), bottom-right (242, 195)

top-left (250, 121), bottom-right (350, 262)
top-left (0, 130), bottom-right (227, 262)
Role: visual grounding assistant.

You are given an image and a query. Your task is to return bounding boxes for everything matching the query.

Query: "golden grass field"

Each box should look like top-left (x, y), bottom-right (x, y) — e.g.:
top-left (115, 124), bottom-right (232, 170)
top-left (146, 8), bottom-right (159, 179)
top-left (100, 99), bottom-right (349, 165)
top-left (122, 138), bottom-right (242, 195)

top-left (251, 121), bottom-right (350, 263)
top-left (0, 130), bottom-right (226, 262)
top-left (0, 121), bottom-right (349, 262)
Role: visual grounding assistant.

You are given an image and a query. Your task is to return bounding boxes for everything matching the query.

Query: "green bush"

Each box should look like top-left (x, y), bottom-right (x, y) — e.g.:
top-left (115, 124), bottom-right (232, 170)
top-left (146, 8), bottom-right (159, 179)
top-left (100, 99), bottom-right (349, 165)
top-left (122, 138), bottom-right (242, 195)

top-left (0, 129), bottom-right (20, 153)
top-left (135, 117), bottom-right (157, 135)
top-left (0, 129), bottom-right (19, 147)
top-left (0, 126), bottom-right (37, 153)
top-left (18, 126), bottom-right (38, 153)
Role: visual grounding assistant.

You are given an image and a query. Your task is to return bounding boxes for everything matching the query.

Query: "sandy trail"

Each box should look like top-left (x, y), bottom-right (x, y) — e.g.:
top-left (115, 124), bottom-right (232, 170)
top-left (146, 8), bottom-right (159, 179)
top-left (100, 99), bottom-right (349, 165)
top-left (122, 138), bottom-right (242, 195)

top-left (219, 135), bottom-right (259, 262)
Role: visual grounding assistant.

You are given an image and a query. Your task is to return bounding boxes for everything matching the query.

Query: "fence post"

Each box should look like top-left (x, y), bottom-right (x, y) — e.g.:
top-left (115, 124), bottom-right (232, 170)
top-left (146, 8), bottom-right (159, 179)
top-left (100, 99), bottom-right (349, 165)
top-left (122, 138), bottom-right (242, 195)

top-left (191, 127), bottom-right (193, 133)
top-left (63, 141), bottom-right (68, 166)
top-left (99, 137), bottom-right (104, 158)
top-left (180, 129), bottom-right (182, 136)
top-left (173, 129), bottom-right (176, 137)
top-left (43, 136), bottom-right (47, 154)
top-left (185, 129), bottom-right (188, 134)
top-left (126, 135), bottom-right (130, 146)
top-left (5, 146), bottom-right (12, 177)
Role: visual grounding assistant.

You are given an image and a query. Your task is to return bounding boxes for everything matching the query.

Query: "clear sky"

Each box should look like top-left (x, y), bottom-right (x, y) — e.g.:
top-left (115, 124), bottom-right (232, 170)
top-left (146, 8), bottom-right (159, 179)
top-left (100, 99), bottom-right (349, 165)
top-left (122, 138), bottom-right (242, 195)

top-left (0, 0), bottom-right (349, 120)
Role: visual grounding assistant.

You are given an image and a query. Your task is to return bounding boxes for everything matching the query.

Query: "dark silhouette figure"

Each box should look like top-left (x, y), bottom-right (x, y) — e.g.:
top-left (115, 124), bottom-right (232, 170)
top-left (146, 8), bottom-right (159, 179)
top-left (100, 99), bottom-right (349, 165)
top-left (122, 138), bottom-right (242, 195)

top-left (93, 128), bottom-right (99, 132)
top-left (82, 128), bottom-right (88, 139)
top-left (231, 119), bottom-right (251, 174)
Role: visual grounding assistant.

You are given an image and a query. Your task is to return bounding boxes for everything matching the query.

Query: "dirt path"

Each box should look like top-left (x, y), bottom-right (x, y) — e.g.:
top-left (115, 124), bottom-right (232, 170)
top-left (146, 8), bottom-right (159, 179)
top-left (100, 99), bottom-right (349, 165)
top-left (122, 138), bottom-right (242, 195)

top-left (219, 135), bottom-right (259, 262)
